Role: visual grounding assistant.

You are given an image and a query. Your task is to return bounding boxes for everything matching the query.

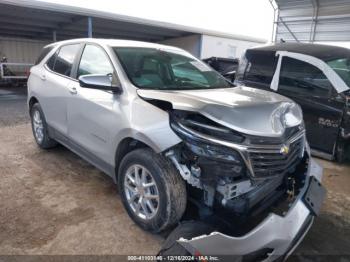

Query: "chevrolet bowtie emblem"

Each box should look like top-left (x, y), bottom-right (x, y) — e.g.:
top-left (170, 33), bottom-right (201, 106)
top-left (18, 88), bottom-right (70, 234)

top-left (280, 145), bottom-right (290, 155)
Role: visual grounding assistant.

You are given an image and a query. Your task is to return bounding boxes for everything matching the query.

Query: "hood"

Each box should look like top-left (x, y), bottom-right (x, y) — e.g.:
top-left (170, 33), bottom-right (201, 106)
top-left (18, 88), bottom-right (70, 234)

top-left (137, 86), bottom-right (303, 137)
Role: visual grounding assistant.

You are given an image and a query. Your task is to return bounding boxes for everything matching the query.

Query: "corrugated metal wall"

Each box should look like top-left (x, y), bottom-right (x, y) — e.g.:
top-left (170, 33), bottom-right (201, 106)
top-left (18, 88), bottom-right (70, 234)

top-left (275, 0), bottom-right (350, 42)
top-left (0, 37), bottom-right (49, 63)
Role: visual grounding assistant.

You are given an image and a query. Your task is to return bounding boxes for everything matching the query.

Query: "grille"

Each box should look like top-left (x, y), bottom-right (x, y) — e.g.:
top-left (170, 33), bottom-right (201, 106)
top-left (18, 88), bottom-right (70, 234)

top-left (248, 135), bottom-right (305, 178)
top-left (247, 125), bottom-right (302, 145)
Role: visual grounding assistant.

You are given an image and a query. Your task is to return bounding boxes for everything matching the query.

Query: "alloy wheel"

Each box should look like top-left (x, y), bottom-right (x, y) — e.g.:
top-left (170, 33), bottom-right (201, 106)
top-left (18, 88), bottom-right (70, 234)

top-left (123, 164), bottom-right (160, 220)
top-left (32, 110), bottom-right (44, 143)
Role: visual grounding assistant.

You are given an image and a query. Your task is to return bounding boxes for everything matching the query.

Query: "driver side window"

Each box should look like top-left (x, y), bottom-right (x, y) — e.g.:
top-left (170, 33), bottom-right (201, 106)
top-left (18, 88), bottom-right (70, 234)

top-left (77, 44), bottom-right (114, 78)
top-left (279, 57), bottom-right (333, 97)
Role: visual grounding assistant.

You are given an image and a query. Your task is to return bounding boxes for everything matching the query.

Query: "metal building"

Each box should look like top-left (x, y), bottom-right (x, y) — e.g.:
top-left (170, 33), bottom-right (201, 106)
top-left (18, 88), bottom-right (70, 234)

top-left (0, 0), bottom-right (265, 65)
top-left (271, 0), bottom-right (350, 43)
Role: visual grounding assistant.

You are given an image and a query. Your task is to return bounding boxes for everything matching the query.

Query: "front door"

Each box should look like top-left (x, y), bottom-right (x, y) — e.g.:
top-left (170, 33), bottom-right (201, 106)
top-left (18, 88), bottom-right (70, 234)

top-left (67, 44), bottom-right (121, 169)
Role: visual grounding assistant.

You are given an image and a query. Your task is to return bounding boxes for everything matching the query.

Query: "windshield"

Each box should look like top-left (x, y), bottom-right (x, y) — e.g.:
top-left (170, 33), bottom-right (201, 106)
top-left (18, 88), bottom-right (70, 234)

top-left (326, 58), bottom-right (350, 88)
top-left (113, 47), bottom-right (232, 90)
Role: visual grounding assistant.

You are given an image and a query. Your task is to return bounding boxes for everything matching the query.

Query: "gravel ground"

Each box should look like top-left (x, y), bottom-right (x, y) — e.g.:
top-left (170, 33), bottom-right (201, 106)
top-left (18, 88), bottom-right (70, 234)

top-left (0, 87), bottom-right (349, 260)
top-left (0, 87), bottom-right (29, 126)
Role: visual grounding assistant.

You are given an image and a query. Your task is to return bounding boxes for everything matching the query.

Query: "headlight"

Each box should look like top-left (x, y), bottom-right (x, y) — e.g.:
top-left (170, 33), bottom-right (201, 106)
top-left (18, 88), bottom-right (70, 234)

top-left (185, 141), bottom-right (243, 164)
top-left (169, 110), bottom-right (246, 178)
top-left (169, 110), bottom-right (245, 144)
top-left (272, 102), bottom-right (303, 135)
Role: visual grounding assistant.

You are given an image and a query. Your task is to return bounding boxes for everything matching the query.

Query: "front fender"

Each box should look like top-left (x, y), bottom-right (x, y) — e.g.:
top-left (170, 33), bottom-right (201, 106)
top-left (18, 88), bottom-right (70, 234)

top-left (115, 127), bottom-right (181, 154)
top-left (113, 96), bottom-right (182, 154)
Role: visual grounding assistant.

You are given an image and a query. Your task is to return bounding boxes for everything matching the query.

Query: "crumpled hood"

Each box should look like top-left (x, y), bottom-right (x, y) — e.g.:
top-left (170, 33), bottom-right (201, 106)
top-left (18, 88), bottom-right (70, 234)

top-left (137, 86), bottom-right (303, 137)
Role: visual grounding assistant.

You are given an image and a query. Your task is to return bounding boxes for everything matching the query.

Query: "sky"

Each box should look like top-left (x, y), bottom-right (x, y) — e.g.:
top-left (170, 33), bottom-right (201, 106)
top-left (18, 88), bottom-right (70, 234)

top-left (41, 0), bottom-right (275, 41)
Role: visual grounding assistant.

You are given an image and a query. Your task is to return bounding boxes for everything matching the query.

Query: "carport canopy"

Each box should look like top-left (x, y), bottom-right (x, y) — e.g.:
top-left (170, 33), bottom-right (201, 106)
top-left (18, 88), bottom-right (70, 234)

top-left (272, 0), bottom-right (350, 42)
top-left (0, 0), bottom-right (201, 42)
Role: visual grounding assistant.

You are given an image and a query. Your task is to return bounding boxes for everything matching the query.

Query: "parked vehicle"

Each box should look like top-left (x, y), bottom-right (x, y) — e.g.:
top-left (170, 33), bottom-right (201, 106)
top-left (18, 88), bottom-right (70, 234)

top-left (202, 56), bottom-right (238, 82)
top-left (0, 56), bottom-right (31, 87)
top-left (235, 43), bottom-right (350, 162)
top-left (28, 39), bottom-right (325, 260)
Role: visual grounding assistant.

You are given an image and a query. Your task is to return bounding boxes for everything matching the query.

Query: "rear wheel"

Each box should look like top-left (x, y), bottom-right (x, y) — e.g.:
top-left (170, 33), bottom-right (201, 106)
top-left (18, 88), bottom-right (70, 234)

top-left (118, 148), bottom-right (187, 233)
top-left (30, 103), bottom-right (57, 149)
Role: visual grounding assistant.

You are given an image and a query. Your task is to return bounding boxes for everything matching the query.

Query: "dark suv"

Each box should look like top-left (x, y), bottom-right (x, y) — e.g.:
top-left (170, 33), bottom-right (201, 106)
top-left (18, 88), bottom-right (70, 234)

top-left (236, 43), bottom-right (350, 162)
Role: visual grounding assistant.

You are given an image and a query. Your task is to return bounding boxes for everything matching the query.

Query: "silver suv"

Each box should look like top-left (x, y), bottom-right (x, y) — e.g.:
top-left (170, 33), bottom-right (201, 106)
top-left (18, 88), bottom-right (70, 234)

top-left (28, 39), bottom-right (325, 260)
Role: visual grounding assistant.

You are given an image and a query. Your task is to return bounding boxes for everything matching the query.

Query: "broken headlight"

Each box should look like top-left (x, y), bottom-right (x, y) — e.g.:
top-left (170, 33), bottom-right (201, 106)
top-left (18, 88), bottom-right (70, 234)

top-left (169, 110), bottom-right (245, 144)
top-left (169, 110), bottom-right (247, 179)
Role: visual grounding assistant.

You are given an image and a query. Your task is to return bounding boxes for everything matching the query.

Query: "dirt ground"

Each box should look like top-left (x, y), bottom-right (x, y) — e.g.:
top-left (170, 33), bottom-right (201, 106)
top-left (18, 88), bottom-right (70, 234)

top-left (0, 87), bottom-right (349, 260)
top-left (0, 123), bottom-right (163, 255)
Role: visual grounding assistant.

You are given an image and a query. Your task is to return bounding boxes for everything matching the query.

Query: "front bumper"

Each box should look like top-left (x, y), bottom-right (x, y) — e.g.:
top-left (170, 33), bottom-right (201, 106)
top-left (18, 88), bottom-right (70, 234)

top-left (178, 159), bottom-right (323, 261)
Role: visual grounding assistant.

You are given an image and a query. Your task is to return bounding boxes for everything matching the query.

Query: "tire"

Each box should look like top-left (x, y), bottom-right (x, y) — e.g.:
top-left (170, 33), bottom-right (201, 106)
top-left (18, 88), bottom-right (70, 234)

top-left (30, 103), bottom-right (57, 149)
top-left (335, 141), bottom-right (346, 163)
top-left (158, 221), bottom-right (214, 257)
top-left (118, 148), bottom-right (187, 233)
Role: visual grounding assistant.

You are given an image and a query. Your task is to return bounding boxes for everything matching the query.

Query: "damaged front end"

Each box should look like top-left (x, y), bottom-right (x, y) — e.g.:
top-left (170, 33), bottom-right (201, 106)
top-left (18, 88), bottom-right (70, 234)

top-left (166, 109), bottom-right (307, 214)
top-left (136, 86), bottom-right (325, 259)
top-left (163, 109), bottom-right (324, 259)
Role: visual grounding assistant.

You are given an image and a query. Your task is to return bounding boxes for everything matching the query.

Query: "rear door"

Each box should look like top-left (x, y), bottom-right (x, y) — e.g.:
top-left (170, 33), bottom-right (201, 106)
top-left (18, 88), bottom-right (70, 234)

top-left (41, 43), bottom-right (81, 136)
top-left (277, 57), bottom-right (344, 154)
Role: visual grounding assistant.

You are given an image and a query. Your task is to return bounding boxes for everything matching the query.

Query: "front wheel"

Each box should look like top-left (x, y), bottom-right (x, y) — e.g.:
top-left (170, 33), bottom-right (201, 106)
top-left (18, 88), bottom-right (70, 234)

top-left (118, 148), bottom-right (187, 233)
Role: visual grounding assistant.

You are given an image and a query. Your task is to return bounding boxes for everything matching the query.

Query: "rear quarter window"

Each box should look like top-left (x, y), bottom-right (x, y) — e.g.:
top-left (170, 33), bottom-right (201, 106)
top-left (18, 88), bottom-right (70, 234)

top-left (46, 51), bottom-right (57, 70)
top-left (35, 46), bottom-right (55, 65)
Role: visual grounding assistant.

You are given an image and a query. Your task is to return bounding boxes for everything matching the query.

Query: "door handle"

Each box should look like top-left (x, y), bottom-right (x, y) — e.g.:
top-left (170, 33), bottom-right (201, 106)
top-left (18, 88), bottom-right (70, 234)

top-left (69, 86), bottom-right (77, 94)
top-left (40, 74), bottom-right (46, 81)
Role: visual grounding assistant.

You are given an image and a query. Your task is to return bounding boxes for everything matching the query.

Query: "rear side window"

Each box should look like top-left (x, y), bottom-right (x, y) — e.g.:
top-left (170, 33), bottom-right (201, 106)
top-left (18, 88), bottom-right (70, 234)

top-left (244, 52), bottom-right (277, 85)
top-left (35, 46), bottom-right (54, 65)
top-left (46, 44), bottom-right (80, 77)
top-left (279, 57), bottom-right (333, 97)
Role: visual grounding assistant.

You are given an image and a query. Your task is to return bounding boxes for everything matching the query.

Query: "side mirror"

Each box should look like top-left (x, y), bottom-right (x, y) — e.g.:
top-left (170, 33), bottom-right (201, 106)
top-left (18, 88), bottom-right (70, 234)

top-left (78, 74), bottom-right (121, 93)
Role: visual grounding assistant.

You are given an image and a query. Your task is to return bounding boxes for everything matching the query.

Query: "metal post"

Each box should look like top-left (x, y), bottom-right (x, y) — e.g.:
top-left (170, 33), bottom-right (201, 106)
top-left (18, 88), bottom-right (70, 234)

top-left (88, 17), bottom-right (93, 38)
top-left (275, 15), bottom-right (279, 43)
top-left (0, 64), bottom-right (3, 79)
top-left (53, 30), bottom-right (57, 42)
top-left (310, 0), bottom-right (319, 43)
top-left (272, 9), bottom-right (276, 43)
top-left (269, 0), bottom-right (278, 43)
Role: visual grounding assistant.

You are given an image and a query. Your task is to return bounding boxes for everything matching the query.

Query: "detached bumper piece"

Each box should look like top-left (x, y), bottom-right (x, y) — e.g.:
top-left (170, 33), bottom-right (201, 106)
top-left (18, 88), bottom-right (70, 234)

top-left (178, 159), bottom-right (324, 262)
top-left (303, 176), bottom-right (326, 216)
